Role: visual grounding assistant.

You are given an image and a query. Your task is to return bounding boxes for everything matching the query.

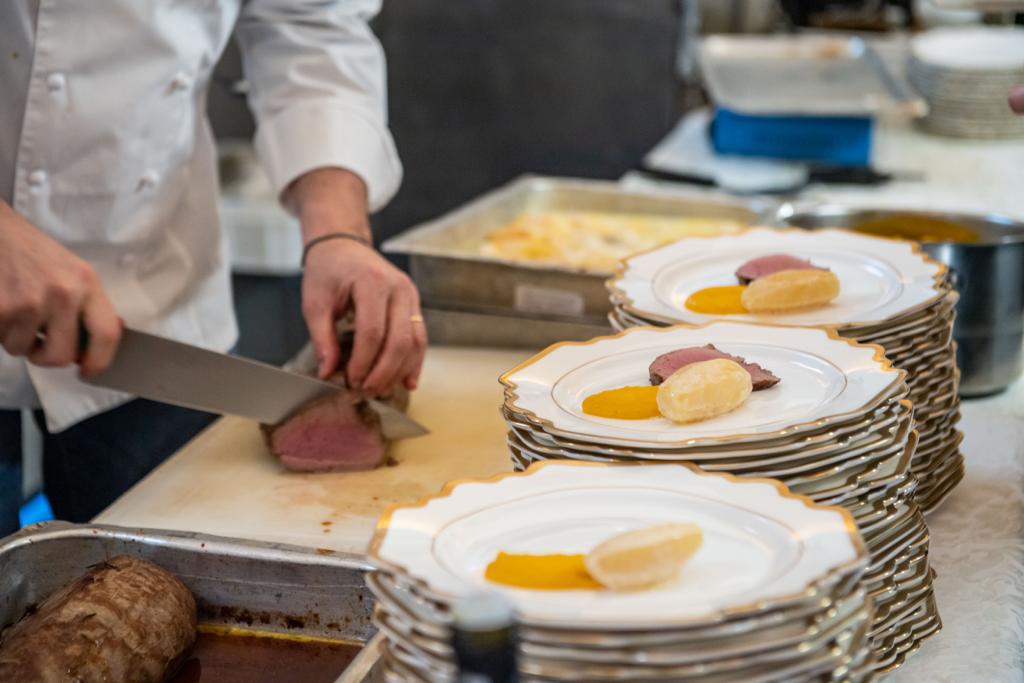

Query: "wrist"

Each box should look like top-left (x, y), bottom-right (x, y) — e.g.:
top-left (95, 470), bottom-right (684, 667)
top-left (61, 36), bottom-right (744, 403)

top-left (0, 201), bottom-right (24, 230)
top-left (288, 167), bottom-right (372, 243)
top-left (0, 201), bottom-right (43, 243)
top-left (299, 220), bottom-right (372, 246)
top-left (302, 218), bottom-right (372, 245)
top-left (302, 232), bottom-right (373, 268)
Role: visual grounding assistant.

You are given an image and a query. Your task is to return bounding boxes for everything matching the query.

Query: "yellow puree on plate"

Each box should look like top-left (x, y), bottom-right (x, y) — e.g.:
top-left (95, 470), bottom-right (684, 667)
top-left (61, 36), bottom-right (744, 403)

top-left (684, 285), bottom-right (748, 315)
top-left (485, 552), bottom-right (603, 590)
top-left (581, 385), bottom-right (661, 420)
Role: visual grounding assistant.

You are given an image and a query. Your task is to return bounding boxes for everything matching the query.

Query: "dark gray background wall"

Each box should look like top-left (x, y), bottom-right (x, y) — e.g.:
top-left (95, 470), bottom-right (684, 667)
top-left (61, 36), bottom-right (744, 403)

top-left (373, 0), bottom-right (682, 240)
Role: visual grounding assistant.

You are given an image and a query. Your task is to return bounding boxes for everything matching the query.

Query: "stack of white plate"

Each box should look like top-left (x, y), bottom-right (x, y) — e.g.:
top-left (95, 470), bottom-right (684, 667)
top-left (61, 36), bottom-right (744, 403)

top-left (607, 228), bottom-right (963, 513)
top-left (499, 322), bottom-right (938, 671)
top-left (908, 27), bottom-right (1024, 139)
top-left (367, 462), bottom-right (882, 681)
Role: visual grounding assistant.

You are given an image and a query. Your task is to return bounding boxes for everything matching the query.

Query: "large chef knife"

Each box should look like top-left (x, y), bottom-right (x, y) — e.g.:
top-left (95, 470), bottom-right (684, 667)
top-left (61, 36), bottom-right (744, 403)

top-left (83, 328), bottom-right (428, 440)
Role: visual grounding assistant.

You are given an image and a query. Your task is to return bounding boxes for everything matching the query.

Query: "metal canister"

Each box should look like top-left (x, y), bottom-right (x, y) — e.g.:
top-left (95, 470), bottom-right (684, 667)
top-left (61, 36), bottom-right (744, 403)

top-left (777, 205), bottom-right (1024, 396)
top-left (452, 593), bottom-right (519, 683)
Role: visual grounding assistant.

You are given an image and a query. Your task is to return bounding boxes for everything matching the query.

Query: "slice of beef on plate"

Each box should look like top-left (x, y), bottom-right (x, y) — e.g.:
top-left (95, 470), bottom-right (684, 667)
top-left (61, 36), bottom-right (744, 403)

top-left (735, 254), bottom-right (827, 284)
top-left (648, 344), bottom-right (781, 391)
top-left (261, 330), bottom-right (409, 472)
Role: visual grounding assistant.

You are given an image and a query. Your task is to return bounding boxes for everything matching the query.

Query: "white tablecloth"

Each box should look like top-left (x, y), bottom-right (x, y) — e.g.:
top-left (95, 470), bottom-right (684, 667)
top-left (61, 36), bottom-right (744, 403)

top-left (886, 383), bottom-right (1024, 683)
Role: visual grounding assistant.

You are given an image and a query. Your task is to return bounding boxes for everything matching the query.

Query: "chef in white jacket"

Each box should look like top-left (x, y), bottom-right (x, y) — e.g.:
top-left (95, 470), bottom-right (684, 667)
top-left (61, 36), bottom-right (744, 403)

top-left (0, 0), bottom-right (426, 535)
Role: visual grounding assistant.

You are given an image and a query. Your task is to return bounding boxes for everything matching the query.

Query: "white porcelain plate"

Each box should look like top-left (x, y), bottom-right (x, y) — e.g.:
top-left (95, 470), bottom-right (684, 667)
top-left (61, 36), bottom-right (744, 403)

top-left (501, 323), bottom-right (899, 447)
top-left (371, 463), bottom-right (865, 629)
top-left (611, 228), bottom-right (943, 328)
top-left (911, 27), bottom-right (1024, 72)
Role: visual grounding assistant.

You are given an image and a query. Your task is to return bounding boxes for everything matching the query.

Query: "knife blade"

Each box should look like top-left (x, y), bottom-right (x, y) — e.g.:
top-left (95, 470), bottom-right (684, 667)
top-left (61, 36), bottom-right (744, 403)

top-left (83, 328), bottom-right (428, 440)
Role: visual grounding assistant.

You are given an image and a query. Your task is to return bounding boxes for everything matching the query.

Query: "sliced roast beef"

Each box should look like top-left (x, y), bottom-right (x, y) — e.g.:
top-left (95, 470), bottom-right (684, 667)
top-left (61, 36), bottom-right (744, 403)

top-left (735, 254), bottom-right (826, 284)
top-left (261, 329), bottom-right (410, 472)
top-left (649, 344), bottom-right (781, 391)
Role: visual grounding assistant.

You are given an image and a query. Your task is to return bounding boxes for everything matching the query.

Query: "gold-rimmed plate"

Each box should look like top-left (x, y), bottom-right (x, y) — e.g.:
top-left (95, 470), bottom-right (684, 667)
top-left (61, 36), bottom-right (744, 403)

top-left (504, 399), bottom-right (911, 471)
top-left (368, 569), bottom-right (867, 649)
top-left (502, 384), bottom-right (910, 458)
top-left (369, 462), bottom-right (868, 630)
top-left (500, 323), bottom-right (902, 449)
top-left (609, 228), bottom-right (947, 330)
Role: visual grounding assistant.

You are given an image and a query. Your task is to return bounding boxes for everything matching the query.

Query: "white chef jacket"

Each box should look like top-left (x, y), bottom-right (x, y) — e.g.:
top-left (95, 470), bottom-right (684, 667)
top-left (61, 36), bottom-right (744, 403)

top-left (0, 0), bottom-right (403, 432)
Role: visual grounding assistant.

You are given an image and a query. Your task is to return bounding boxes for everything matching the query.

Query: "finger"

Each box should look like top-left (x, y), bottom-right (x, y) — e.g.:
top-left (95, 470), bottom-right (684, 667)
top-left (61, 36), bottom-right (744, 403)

top-left (362, 291), bottom-right (416, 396)
top-left (28, 301), bottom-right (78, 368)
top-left (402, 318), bottom-right (428, 391)
top-left (302, 284), bottom-right (346, 379)
top-left (1011, 85), bottom-right (1024, 114)
top-left (402, 286), bottom-right (428, 390)
top-left (1, 306), bottom-right (45, 357)
top-left (2, 319), bottom-right (44, 357)
top-left (77, 291), bottom-right (123, 377)
top-left (346, 280), bottom-right (389, 391)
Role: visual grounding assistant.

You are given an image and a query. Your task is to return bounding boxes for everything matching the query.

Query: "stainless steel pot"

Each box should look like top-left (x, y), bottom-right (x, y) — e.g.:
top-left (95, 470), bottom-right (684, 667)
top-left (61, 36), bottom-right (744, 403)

top-left (776, 205), bottom-right (1024, 396)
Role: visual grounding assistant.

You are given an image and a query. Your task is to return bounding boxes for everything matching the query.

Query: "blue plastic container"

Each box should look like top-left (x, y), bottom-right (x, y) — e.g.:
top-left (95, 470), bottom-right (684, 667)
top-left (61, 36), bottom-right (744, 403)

top-left (711, 108), bottom-right (873, 167)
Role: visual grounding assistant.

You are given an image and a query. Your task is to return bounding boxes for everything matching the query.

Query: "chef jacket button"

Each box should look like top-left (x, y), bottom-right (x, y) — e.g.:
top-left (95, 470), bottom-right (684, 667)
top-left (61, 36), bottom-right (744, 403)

top-left (46, 73), bottom-right (66, 92)
top-left (28, 170), bottom-right (47, 187)
top-left (118, 252), bottom-right (138, 268)
top-left (171, 71), bottom-right (193, 91)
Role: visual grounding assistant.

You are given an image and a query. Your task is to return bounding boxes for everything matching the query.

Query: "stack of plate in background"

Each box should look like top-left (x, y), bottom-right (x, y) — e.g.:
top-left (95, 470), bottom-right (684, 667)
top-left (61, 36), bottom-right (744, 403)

top-left (908, 27), bottom-right (1024, 140)
top-left (607, 228), bottom-right (963, 513)
top-left (367, 463), bottom-right (878, 682)
top-left (499, 323), bottom-right (938, 670)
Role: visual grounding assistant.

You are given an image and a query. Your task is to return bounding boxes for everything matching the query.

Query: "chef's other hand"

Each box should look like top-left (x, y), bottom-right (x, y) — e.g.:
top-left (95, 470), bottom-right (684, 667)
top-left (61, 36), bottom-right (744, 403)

top-left (288, 168), bottom-right (427, 395)
top-left (0, 202), bottom-right (122, 376)
top-left (1011, 85), bottom-right (1024, 115)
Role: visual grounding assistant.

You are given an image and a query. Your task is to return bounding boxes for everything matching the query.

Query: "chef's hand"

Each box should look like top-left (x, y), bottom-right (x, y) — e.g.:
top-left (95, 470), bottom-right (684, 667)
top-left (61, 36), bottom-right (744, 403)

top-left (0, 202), bottom-right (122, 376)
top-left (1011, 86), bottom-right (1024, 115)
top-left (287, 168), bottom-right (427, 395)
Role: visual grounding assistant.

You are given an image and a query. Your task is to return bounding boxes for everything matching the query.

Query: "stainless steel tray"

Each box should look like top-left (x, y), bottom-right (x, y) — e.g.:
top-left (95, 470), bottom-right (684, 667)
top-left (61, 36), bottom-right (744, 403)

top-left (383, 175), bottom-right (769, 320)
top-left (424, 304), bottom-right (612, 349)
top-left (699, 34), bottom-right (926, 117)
top-left (0, 522), bottom-right (385, 682)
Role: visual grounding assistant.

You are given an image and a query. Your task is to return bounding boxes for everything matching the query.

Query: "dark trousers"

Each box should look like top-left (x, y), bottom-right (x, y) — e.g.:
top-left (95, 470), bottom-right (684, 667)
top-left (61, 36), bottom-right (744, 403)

top-left (0, 400), bottom-right (217, 538)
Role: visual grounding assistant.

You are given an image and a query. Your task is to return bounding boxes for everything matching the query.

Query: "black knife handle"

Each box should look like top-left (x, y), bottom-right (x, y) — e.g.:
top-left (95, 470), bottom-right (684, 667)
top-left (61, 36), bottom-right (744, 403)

top-left (78, 322), bottom-right (91, 356)
top-left (33, 322), bottom-right (90, 356)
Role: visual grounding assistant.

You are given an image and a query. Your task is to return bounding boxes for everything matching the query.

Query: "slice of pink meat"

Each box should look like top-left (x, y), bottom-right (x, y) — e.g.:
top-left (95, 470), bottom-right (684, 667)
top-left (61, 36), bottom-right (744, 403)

top-left (261, 376), bottom-right (392, 472)
top-left (649, 344), bottom-right (781, 391)
top-left (735, 254), bottom-right (826, 284)
top-left (261, 330), bottom-right (410, 472)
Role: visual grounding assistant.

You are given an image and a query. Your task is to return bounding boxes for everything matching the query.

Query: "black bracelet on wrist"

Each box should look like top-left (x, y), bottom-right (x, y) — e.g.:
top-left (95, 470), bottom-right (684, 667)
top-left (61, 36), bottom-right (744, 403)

top-left (301, 232), bottom-right (373, 267)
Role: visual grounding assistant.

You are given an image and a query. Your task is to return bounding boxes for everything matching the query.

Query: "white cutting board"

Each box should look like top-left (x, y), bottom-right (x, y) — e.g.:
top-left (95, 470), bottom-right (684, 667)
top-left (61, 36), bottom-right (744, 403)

top-left (96, 347), bottom-right (530, 554)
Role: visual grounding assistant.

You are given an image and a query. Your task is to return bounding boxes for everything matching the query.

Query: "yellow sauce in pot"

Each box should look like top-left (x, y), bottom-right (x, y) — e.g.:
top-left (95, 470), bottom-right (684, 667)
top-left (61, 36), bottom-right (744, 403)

top-left (851, 215), bottom-right (978, 243)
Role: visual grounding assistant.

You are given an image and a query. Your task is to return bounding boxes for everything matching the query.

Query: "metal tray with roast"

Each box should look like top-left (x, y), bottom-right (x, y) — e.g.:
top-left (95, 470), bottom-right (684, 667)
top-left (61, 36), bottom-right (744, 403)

top-left (0, 523), bottom-right (386, 682)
